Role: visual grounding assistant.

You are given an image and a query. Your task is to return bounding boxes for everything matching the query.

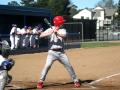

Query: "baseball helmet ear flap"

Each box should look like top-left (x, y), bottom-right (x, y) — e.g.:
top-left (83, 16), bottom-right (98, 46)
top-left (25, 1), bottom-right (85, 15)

top-left (53, 16), bottom-right (65, 27)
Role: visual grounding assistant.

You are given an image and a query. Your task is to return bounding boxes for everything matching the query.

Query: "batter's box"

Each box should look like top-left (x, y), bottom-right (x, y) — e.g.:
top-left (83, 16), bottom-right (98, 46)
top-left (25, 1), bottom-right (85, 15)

top-left (6, 81), bottom-right (37, 90)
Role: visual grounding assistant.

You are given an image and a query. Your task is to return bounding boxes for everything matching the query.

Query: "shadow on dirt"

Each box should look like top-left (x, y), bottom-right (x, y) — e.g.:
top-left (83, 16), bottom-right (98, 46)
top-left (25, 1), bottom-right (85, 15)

top-left (7, 79), bottom-right (94, 90)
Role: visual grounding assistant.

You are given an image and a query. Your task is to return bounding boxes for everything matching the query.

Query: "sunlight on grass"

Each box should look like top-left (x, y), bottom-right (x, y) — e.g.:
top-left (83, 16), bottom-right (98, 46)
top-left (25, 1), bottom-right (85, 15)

top-left (81, 41), bottom-right (120, 48)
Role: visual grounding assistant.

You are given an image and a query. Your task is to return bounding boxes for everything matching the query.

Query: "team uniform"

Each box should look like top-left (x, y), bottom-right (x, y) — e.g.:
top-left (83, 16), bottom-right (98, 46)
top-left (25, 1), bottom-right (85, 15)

top-left (37, 16), bottom-right (81, 89)
top-left (29, 26), bottom-right (38, 48)
top-left (20, 26), bottom-right (28, 48)
top-left (10, 25), bottom-right (17, 50)
top-left (30, 26), bottom-right (43, 48)
top-left (0, 55), bottom-right (8, 90)
top-left (10, 25), bottom-right (21, 50)
top-left (22, 26), bottom-right (32, 48)
top-left (0, 41), bottom-right (15, 90)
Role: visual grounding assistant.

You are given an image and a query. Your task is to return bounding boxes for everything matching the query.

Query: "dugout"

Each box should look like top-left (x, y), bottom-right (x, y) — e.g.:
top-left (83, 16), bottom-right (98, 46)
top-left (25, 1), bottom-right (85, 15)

top-left (0, 5), bottom-right (53, 46)
top-left (0, 5), bottom-right (53, 34)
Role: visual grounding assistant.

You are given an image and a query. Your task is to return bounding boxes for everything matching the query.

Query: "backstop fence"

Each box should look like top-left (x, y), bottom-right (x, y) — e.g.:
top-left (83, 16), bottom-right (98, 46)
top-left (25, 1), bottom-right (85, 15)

top-left (1, 20), bottom-right (120, 54)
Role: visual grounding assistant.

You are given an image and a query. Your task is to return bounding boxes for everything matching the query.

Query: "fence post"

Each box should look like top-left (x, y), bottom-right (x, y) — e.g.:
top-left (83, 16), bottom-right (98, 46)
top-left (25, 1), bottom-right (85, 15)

top-left (80, 22), bottom-right (84, 42)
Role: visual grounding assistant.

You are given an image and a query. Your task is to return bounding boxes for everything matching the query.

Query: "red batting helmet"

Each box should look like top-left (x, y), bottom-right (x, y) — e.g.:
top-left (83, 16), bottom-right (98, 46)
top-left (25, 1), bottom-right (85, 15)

top-left (53, 16), bottom-right (65, 27)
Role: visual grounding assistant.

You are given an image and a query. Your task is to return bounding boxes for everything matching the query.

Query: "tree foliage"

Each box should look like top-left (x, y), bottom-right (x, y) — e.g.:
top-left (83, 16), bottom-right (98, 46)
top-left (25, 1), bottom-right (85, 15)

top-left (48, 0), bottom-right (71, 16)
top-left (35, 0), bottom-right (48, 8)
top-left (20, 0), bottom-right (73, 16)
top-left (69, 4), bottom-right (78, 17)
top-left (117, 0), bottom-right (120, 20)
top-left (96, 0), bottom-right (115, 8)
top-left (20, 0), bottom-right (35, 7)
top-left (8, 1), bottom-right (20, 6)
top-left (7, 0), bottom-right (77, 17)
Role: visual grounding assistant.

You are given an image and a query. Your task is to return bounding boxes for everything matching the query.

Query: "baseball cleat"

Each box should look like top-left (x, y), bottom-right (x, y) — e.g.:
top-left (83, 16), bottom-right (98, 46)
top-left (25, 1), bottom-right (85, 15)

top-left (37, 81), bottom-right (43, 89)
top-left (74, 82), bottom-right (81, 87)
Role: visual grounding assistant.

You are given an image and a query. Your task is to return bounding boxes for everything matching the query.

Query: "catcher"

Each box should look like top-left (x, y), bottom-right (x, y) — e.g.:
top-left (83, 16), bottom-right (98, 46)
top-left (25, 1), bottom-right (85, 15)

top-left (0, 40), bottom-right (15, 90)
top-left (37, 16), bottom-right (81, 89)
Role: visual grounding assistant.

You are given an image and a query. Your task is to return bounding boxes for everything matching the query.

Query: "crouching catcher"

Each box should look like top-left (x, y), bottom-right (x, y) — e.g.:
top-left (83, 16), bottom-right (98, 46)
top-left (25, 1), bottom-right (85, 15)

top-left (0, 40), bottom-right (15, 90)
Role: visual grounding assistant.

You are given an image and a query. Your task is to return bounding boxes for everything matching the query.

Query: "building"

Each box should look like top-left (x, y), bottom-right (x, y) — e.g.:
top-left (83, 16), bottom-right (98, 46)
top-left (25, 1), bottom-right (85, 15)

top-left (73, 6), bottom-right (116, 29)
top-left (73, 8), bottom-right (93, 19)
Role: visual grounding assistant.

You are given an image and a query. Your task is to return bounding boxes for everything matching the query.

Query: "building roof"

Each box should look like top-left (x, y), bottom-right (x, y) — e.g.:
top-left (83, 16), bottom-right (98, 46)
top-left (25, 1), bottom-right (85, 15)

top-left (73, 9), bottom-right (92, 19)
top-left (105, 8), bottom-right (116, 16)
top-left (0, 5), bottom-right (52, 17)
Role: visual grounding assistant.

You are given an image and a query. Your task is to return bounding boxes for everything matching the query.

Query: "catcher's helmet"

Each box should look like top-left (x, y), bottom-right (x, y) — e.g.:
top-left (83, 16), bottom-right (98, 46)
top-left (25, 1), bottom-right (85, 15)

top-left (53, 16), bottom-right (65, 27)
top-left (1, 59), bottom-right (14, 71)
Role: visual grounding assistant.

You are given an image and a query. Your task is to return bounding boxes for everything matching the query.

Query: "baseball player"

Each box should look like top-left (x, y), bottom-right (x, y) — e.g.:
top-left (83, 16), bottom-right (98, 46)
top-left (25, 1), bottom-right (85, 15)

top-left (0, 41), bottom-right (15, 90)
top-left (19, 26), bottom-right (28, 48)
top-left (10, 24), bottom-right (17, 50)
top-left (30, 25), bottom-right (43, 48)
top-left (29, 26), bottom-right (38, 48)
top-left (24, 26), bottom-right (32, 48)
top-left (37, 16), bottom-right (81, 89)
top-left (10, 24), bottom-right (21, 50)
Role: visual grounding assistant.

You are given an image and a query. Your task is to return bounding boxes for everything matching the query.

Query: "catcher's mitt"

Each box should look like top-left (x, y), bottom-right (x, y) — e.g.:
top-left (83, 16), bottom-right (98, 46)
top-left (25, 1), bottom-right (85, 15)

top-left (0, 40), bottom-right (11, 58)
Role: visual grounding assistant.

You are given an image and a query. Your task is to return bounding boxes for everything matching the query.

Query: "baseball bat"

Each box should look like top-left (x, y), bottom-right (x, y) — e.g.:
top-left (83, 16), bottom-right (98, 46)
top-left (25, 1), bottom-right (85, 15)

top-left (44, 18), bottom-right (52, 29)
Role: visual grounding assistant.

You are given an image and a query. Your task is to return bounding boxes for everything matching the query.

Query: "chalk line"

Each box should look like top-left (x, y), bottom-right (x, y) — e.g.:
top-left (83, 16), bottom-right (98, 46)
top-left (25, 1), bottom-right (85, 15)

top-left (89, 72), bottom-right (120, 85)
top-left (82, 83), bottom-right (97, 89)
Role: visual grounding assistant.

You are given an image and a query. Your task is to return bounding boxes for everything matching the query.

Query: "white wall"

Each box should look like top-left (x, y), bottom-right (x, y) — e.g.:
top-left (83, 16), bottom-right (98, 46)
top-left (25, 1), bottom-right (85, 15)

top-left (73, 9), bottom-right (92, 19)
top-left (93, 7), bottom-right (105, 29)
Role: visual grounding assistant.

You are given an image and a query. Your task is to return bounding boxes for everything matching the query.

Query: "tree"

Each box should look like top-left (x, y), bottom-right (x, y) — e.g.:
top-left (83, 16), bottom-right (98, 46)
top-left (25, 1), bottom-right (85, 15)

top-left (48, 0), bottom-right (71, 16)
top-left (20, 0), bottom-right (36, 7)
top-left (36, 0), bottom-right (48, 8)
top-left (105, 0), bottom-right (114, 8)
top-left (8, 1), bottom-right (20, 6)
top-left (69, 4), bottom-right (78, 17)
top-left (117, 0), bottom-right (120, 20)
top-left (96, 0), bottom-right (115, 8)
top-left (20, 0), bottom-right (74, 17)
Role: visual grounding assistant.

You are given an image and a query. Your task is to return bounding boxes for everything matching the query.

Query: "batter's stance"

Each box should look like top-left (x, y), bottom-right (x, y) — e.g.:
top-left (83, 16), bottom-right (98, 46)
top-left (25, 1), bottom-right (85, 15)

top-left (37, 16), bottom-right (81, 89)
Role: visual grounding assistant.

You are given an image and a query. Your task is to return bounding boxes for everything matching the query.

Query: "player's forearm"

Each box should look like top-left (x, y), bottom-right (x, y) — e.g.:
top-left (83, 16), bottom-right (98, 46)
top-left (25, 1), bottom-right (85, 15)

top-left (39, 30), bottom-right (53, 38)
top-left (56, 32), bottom-right (66, 38)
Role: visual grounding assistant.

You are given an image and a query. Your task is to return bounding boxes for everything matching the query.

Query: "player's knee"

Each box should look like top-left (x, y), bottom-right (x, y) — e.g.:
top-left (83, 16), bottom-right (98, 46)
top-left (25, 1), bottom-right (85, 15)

top-left (45, 64), bottom-right (51, 69)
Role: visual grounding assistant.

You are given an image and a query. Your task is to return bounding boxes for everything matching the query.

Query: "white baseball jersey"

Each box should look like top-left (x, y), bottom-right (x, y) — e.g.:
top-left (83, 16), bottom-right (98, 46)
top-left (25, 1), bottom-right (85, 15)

top-left (45, 26), bottom-right (67, 49)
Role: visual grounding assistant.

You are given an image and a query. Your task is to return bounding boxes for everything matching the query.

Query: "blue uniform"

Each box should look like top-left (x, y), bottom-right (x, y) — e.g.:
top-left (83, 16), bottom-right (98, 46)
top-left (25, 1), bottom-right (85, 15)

top-left (0, 55), bottom-right (8, 90)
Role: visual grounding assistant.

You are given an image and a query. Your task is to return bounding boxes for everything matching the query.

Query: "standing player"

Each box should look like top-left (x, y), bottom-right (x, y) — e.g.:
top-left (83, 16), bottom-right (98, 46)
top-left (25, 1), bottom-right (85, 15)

top-left (10, 24), bottom-right (21, 50)
top-left (10, 24), bottom-right (17, 50)
top-left (30, 25), bottom-right (43, 48)
top-left (20, 26), bottom-right (28, 48)
top-left (29, 26), bottom-right (38, 48)
top-left (37, 16), bottom-right (81, 89)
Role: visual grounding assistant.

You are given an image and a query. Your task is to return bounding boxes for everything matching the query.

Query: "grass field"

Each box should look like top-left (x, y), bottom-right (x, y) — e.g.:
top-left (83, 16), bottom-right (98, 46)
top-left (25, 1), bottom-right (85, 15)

top-left (81, 41), bottom-right (120, 48)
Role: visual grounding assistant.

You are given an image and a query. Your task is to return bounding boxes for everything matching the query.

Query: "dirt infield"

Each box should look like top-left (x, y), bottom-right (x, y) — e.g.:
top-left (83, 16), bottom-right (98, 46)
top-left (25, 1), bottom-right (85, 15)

top-left (6, 46), bottom-right (120, 90)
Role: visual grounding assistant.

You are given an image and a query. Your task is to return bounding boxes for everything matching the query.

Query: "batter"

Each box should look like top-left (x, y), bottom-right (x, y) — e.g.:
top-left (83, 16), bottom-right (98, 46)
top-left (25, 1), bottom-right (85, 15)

top-left (37, 16), bottom-right (81, 89)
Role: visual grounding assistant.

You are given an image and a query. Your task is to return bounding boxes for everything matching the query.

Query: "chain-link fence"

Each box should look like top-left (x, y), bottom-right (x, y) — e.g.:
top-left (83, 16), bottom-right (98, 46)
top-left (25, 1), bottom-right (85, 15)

top-left (96, 20), bottom-right (120, 41)
top-left (1, 20), bottom-right (120, 54)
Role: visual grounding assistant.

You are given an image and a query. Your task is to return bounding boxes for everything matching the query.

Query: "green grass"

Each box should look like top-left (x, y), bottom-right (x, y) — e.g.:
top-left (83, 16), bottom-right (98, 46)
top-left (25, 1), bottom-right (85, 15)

top-left (81, 41), bottom-right (120, 48)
